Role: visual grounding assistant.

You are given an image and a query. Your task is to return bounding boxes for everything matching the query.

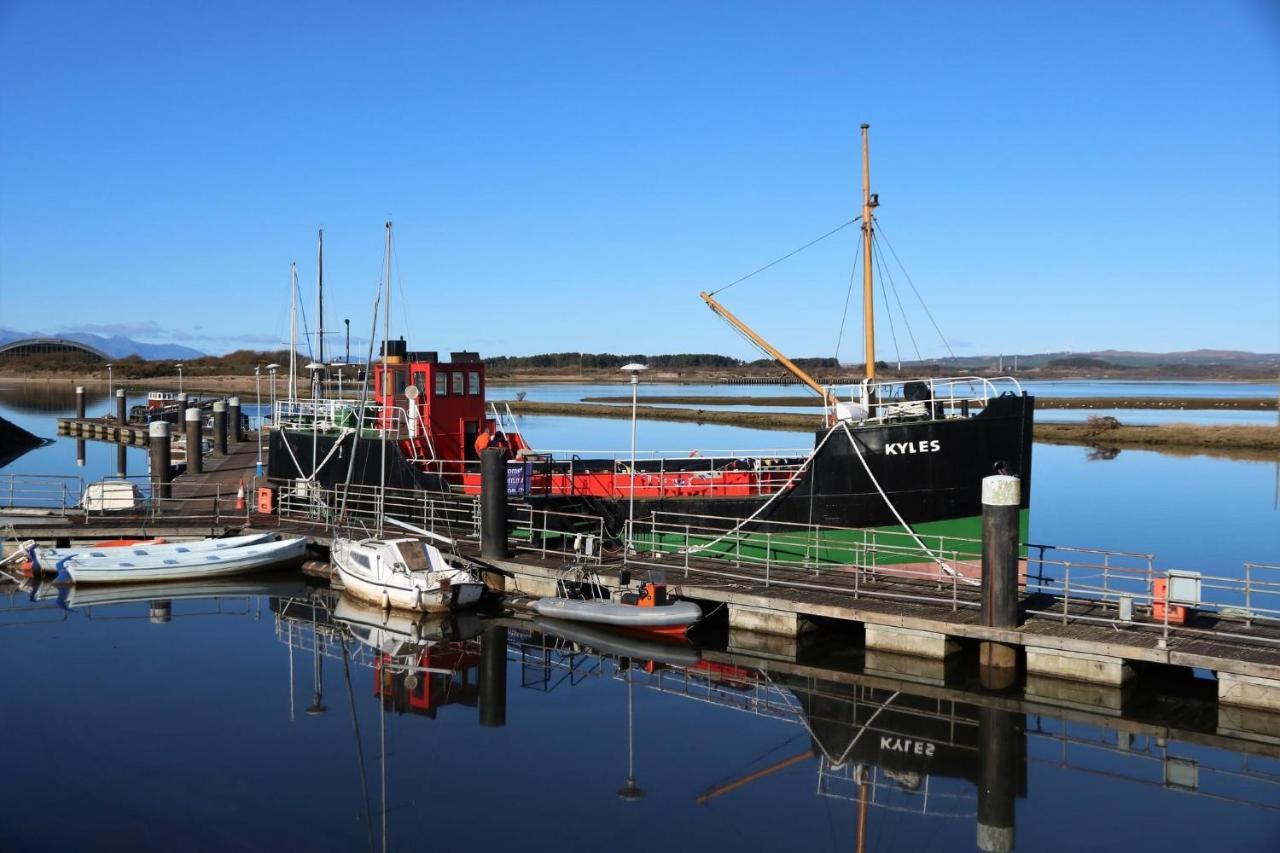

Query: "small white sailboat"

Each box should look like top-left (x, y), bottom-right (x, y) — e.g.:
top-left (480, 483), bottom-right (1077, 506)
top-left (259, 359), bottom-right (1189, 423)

top-left (327, 223), bottom-right (486, 615)
top-left (332, 536), bottom-right (484, 613)
top-left (60, 535), bottom-right (308, 584)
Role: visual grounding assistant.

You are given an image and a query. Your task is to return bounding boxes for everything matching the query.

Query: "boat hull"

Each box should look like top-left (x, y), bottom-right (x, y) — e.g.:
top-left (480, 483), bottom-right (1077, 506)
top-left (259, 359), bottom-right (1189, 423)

top-left (62, 537), bottom-right (308, 584)
top-left (335, 563), bottom-right (484, 613)
top-left (530, 596), bottom-right (702, 632)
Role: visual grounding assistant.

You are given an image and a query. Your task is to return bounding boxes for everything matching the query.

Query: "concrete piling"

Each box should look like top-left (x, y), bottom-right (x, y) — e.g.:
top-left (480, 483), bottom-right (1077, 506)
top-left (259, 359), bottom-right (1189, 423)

top-left (480, 447), bottom-right (510, 561)
top-left (75, 386), bottom-right (85, 419)
top-left (212, 401), bottom-right (228, 456)
top-left (185, 407), bottom-right (203, 475)
top-left (479, 625), bottom-right (508, 727)
top-left (115, 388), bottom-right (126, 424)
top-left (980, 475), bottom-right (1021, 688)
top-left (228, 397), bottom-right (242, 443)
top-left (149, 421), bottom-right (172, 501)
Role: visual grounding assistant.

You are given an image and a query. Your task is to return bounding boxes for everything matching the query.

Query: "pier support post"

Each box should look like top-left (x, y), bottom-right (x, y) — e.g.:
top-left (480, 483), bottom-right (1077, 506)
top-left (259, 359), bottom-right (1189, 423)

top-left (75, 385), bottom-right (85, 419)
top-left (479, 625), bottom-right (508, 727)
top-left (177, 392), bottom-right (187, 411)
top-left (228, 396), bottom-right (242, 444)
top-left (980, 474), bottom-right (1021, 689)
top-left (976, 706), bottom-right (1022, 852)
top-left (116, 388), bottom-right (127, 424)
top-left (149, 421), bottom-right (172, 502)
top-left (185, 407), bottom-right (203, 475)
top-left (480, 448), bottom-right (510, 561)
top-left (212, 401), bottom-right (228, 456)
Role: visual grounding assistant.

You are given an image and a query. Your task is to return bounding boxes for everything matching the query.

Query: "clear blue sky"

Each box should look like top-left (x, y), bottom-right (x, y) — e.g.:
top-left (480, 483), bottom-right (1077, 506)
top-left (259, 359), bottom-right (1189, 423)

top-left (1, 1), bottom-right (1277, 360)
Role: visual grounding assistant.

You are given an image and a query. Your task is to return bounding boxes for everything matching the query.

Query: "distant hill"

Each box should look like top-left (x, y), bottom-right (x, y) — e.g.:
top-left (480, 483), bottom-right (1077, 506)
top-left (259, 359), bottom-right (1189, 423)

top-left (913, 349), bottom-right (1280, 370)
top-left (0, 328), bottom-right (204, 360)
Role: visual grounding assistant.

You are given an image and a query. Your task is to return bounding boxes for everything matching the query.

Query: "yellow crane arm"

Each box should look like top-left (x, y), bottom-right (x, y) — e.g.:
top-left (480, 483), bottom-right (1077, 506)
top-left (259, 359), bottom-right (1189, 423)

top-left (700, 291), bottom-right (839, 408)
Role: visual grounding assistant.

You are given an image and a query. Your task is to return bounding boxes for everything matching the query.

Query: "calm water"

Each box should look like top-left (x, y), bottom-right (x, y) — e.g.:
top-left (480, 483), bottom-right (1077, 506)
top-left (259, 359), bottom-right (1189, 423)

top-left (495, 380), bottom-right (1279, 426)
top-left (1, 383), bottom-right (1278, 850)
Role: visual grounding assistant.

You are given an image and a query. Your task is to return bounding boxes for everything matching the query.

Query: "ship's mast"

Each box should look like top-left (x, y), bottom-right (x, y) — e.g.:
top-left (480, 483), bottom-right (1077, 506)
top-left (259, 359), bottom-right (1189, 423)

top-left (861, 123), bottom-right (879, 382)
top-left (700, 291), bottom-right (839, 408)
top-left (317, 228), bottom-right (325, 366)
top-left (289, 262), bottom-right (299, 402)
top-left (380, 221), bottom-right (392, 535)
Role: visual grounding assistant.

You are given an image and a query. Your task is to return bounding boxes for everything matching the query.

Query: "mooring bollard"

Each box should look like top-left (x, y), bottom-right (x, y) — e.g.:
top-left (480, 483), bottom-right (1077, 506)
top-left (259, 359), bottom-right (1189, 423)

top-left (185, 407), bottom-right (203, 475)
top-left (116, 388), bottom-right (127, 423)
top-left (976, 705), bottom-right (1020, 852)
top-left (228, 396), bottom-right (242, 443)
top-left (479, 625), bottom-right (508, 728)
top-left (212, 401), bottom-right (228, 456)
top-left (980, 474), bottom-right (1021, 686)
top-left (480, 447), bottom-right (511, 561)
top-left (149, 421), bottom-right (171, 501)
top-left (75, 385), bottom-right (85, 419)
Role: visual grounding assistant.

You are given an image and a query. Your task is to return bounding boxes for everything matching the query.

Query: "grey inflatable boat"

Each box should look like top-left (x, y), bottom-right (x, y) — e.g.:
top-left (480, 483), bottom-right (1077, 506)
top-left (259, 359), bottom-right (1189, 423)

top-left (530, 596), bottom-right (701, 632)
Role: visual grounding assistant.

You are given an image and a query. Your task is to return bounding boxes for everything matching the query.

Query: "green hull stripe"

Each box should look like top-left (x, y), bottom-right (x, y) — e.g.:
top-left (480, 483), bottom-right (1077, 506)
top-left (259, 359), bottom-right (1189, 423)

top-left (631, 510), bottom-right (1031, 568)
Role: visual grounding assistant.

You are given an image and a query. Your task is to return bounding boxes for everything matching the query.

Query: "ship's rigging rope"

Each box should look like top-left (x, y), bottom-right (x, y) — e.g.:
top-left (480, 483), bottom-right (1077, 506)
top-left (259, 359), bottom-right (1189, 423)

top-left (837, 420), bottom-right (974, 583)
top-left (832, 232), bottom-right (864, 367)
top-left (872, 219), bottom-right (957, 362)
top-left (708, 219), bottom-right (858, 297)
top-left (873, 232), bottom-right (924, 364)
top-left (675, 420), bottom-right (973, 584)
top-left (277, 427), bottom-right (355, 482)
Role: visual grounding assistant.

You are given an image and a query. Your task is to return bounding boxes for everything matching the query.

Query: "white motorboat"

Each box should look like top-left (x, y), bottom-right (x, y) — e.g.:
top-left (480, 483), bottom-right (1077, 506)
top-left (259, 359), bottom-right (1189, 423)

top-left (32, 532), bottom-right (277, 575)
top-left (331, 536), bottom-right (484, 613)
top-left (60, 535), bottom-right (308, 584)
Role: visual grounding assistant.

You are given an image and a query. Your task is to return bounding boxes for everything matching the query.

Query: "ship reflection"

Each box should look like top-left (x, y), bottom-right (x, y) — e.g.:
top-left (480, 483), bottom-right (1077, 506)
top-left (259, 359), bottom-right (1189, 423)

top-left (267, 593), bottom-right (1280, 853)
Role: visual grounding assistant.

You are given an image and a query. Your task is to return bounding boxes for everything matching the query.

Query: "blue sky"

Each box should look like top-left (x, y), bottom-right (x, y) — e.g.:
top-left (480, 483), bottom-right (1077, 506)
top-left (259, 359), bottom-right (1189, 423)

top-left (1, 1), bottom-right (1277, 359)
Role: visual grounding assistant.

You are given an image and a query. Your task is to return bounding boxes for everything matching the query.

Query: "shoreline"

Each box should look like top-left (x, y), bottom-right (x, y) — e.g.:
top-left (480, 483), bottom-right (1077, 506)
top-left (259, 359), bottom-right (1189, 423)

top-left (500, 399), bottom-right (1280, 458)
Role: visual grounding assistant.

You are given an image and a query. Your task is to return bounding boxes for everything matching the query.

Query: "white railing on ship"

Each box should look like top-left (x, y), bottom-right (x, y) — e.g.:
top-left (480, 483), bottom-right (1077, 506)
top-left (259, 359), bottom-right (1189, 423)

top-left (832, 375), bottom-right (1024, 422)
top-left (272, 399), bottom-right (412, 434)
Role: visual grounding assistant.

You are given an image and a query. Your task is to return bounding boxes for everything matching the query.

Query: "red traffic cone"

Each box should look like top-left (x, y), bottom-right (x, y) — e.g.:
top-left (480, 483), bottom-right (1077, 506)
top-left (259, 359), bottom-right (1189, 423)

top-left (236, 477), bottom-right (246, 511)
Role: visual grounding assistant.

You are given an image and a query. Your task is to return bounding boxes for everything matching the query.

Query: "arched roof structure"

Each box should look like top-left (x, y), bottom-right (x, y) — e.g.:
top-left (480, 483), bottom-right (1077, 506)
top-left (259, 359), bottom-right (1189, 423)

top-left (0, 337), bottom-right (112, 361)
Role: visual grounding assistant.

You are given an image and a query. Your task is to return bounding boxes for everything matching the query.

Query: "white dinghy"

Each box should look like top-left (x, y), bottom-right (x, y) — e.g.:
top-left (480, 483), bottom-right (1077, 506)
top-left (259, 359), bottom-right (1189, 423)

top-left (60, 535), bottom-right (308, 585)
top-left (31, 532), bottom-right (277, 575)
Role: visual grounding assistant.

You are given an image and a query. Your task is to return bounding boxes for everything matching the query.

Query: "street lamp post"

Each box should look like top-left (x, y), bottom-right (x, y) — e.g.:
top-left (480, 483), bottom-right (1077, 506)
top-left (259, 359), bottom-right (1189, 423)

top-left (254, 365), bottom-right (263, 476)
top-left (105, 363), bottom-right (113, 399)
top-left (266, 363), bottom-right (280, 425)
top-left (176, 363), bottom-right (184, 396)
top-left (620, 363), bottom-right (648, 548)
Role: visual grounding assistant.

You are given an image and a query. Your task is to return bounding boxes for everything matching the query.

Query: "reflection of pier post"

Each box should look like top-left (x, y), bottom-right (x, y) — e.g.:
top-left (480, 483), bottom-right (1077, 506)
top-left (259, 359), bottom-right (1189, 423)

top-left (479, 625), bottom-right (508, 727)
top-left (976, 706), bottom-right (1022, 852)
top-left (116, 443), bottom-right (127, 478)
top-left (149, 600), bottom-right (172, 624)
top-left (76, 438), bottom-right (86, 468)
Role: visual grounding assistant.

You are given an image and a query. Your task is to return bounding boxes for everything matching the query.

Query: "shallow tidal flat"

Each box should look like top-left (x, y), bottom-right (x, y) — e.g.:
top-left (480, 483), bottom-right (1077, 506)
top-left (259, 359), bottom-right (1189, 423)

top-left (501, 398), bottom-right (1280, 456)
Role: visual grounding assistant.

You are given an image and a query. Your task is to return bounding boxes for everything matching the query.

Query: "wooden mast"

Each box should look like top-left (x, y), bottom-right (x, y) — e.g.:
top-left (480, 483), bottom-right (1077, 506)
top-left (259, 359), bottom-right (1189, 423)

top-left (861, 123), bottom-right (878, 383)
top-left (699, 291), bottom-right (839, 407)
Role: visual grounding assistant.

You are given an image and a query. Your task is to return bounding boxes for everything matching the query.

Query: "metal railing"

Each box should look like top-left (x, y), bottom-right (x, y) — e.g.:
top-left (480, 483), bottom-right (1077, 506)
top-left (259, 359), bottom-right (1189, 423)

top-left (0, 474), bottom-right (84, 513)
top-left (272, 399), bottom-right (414, 436)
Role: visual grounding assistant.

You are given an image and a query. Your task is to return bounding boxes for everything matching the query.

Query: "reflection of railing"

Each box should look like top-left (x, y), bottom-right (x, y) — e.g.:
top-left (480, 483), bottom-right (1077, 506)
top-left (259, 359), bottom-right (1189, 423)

top-left (818, 761), bottom-right (977, 818)
top-left (1028, 716), bottom-right (1280, 812)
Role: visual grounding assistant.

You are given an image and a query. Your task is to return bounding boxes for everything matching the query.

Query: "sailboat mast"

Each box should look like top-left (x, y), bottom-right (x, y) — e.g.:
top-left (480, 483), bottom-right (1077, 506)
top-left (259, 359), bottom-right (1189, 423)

top-left (289, 262), bottom-right (299, 402)
top-left (861, 123), bottom-right (878, 382)
top-left (379, 221), bottom-right (392, 534)
top-left (317, 228), bottom-right (325, 366)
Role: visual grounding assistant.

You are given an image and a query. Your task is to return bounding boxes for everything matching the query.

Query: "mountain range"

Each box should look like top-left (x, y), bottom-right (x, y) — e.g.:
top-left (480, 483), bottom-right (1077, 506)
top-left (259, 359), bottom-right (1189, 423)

top-left (0, 328), bottom-right (204, 360)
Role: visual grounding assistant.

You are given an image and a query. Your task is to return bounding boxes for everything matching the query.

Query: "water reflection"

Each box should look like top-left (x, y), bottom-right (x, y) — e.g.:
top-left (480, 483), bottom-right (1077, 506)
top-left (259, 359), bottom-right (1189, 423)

top-left (0, 383), bottom-right (110, 414)
top-left (1, 576), bottom-right (1277, 851)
